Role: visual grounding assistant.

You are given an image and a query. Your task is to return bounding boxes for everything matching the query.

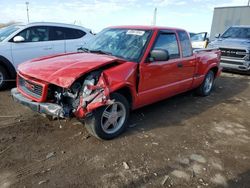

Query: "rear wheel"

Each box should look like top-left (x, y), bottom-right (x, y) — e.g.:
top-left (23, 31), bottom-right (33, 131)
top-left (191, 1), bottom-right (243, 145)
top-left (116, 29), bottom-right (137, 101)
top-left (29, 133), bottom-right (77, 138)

top-left (0, 65), bottom-right (9, 90)
top-left (196, 70), bottom-right (215, 96)
top-left (85, 93), bottom-right (129, 140)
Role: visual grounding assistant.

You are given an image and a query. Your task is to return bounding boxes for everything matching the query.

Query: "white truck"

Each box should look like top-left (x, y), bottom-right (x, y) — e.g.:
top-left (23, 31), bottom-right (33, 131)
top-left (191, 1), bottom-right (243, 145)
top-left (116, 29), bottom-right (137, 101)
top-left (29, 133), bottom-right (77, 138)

top-left (0, 22), bottom-right (94, 89)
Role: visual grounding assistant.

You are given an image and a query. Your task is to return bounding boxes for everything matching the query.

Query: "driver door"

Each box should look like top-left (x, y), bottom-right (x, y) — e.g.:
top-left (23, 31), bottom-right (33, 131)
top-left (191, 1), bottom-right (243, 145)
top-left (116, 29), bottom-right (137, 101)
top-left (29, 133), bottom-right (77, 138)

top-left (138, 31), bottom-right (182, 107)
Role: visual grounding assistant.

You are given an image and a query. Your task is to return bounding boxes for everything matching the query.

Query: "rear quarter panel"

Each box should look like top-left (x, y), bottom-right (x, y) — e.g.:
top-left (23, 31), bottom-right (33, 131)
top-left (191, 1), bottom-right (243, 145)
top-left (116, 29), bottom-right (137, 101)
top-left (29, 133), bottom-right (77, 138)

top-left (192, 49), bottom-right (221, 88)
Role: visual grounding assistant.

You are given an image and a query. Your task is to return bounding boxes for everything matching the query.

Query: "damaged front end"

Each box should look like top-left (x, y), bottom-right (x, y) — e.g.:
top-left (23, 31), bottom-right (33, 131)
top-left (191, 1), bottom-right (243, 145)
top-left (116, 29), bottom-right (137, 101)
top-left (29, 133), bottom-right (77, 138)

top-left (46, 72), bottom-right (112, 119)
top-left (12, 71), bottom-right (112, 120)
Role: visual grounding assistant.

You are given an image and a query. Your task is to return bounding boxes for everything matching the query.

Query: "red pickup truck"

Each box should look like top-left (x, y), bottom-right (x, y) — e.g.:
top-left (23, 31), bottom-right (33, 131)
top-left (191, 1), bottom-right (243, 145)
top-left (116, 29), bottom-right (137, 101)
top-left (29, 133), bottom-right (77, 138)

top-left (11, 26), bottom-right (221, 140)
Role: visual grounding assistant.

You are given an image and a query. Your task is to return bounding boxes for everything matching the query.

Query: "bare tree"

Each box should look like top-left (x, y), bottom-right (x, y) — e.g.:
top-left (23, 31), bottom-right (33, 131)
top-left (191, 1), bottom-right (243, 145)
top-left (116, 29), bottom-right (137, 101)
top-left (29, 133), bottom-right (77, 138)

top-left (0, 21), bottom-right (18, 28)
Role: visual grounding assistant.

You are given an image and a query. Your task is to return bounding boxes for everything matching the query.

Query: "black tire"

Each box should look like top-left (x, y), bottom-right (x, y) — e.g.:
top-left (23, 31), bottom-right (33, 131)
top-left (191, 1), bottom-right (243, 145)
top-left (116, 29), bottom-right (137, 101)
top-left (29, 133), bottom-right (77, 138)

top-left (0, 65), bottom-right (9, 90)
top-left (196, 70), bottom-right (215, 96)
top-left (85, 93), bottom-right (130, 140)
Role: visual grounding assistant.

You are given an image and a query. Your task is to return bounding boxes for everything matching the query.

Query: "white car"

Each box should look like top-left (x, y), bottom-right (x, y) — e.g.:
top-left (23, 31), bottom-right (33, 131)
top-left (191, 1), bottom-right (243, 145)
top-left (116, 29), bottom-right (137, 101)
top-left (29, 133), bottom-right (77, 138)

top-left (0, 22), bottom-right (94, 89)
top-left (190, 32), bottom-right (209, 49)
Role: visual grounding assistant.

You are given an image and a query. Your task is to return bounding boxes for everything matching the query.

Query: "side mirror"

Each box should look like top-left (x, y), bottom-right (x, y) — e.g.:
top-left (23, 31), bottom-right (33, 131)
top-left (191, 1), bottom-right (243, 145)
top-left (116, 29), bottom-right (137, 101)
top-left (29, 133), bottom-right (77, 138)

top-left (149, 49), bottom-right (169, 62)
top-left (13, 36), bottom-right (25, 42)
top-left (215, 33), bottom-right (220, 38)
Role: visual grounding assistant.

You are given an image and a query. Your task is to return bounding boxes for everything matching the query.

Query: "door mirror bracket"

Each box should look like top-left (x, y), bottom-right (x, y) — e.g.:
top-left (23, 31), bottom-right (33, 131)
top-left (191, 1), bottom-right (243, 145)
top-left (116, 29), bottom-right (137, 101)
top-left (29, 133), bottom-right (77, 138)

top-left (149, 49), bottom-right (169, 62)
top-left (215, 33), bottom-right (220, 38)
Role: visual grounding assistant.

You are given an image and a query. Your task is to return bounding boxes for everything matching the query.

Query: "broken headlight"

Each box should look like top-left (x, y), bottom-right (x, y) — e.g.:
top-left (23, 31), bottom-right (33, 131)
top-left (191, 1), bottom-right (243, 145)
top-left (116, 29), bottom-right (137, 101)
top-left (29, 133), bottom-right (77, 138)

top-left (82, 78), bottom-right (95, 97)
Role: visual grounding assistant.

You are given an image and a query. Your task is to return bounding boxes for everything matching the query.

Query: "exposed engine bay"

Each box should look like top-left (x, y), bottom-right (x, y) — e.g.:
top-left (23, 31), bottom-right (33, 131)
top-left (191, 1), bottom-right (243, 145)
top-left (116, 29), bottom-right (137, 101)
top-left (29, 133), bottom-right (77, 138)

top-left (48, 71), bottom-right (112, 118)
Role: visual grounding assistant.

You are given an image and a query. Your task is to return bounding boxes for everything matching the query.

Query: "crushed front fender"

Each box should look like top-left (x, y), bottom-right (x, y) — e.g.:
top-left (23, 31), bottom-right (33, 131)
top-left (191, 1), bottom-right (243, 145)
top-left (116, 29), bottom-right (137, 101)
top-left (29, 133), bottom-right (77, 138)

top-left (73, 73), bottom-right (113, 118)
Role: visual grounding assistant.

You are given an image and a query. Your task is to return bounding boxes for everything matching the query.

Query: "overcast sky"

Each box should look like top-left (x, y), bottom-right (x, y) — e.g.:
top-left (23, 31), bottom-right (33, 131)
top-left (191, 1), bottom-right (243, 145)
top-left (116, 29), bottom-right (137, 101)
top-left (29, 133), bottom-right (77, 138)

top-left (0, 0), bottom-right (249, 33)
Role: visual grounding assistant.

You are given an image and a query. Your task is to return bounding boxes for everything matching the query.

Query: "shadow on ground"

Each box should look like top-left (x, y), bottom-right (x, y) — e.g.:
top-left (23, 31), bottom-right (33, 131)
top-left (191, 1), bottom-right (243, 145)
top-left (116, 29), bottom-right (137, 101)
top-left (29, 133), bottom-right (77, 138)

top-left (124, 74), bottom-right (249, 136)
top-left (227, 170), bottom-right (250, 188)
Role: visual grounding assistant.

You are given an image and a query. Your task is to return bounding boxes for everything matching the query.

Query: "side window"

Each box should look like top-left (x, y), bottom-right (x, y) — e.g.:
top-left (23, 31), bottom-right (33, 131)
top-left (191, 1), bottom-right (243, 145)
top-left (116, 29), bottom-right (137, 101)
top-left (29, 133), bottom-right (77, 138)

top-left (153, 33), bottom-right (180, 59)
top-left (50, 27), bottom-right (86, 40)
top-left (177, 31), bottom-right (193, 57)
top-left (51, 27), bottom-right (65, 40)
top-left (64, 28), bottom-right (86, 40)
top-left (17, 26), bottom-right (49, 42)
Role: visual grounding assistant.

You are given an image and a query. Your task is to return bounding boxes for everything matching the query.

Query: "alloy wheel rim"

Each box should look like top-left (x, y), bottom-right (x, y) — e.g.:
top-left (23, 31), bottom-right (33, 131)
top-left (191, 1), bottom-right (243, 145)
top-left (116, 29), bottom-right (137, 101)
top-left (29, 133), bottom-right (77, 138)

top-left (101, 101), bottom-right (126, 134)
top-left (204, 73), bottom-right (214, 93)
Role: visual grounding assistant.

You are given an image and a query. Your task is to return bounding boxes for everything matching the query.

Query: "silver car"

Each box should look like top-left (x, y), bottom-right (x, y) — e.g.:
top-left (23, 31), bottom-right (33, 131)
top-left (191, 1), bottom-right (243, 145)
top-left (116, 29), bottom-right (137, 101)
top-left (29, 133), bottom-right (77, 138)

top-left (208, 26), bottom-right (250, 73)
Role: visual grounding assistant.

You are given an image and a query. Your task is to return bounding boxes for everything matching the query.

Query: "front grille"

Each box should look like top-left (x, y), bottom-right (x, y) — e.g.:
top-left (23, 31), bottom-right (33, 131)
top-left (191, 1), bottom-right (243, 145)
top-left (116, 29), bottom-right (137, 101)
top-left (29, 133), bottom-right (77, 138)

top-left (18, 76), bottom-right (43, 99)
top-left (220, 48), bottom-right (247, 59)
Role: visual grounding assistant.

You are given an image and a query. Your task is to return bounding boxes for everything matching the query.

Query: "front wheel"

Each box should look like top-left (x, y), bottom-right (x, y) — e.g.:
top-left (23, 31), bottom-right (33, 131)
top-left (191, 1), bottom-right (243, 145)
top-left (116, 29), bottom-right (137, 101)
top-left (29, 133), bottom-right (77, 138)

top-left (85, 93), bottom-right (130, 140)
top-left (196, 70), bottom-right (215, 96)
top-left (0, 65), bottom-right (9, 90)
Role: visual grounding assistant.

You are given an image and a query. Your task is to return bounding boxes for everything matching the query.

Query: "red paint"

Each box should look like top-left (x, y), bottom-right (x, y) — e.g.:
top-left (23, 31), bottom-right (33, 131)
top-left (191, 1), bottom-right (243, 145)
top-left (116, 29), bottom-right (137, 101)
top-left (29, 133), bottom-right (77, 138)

top-left (17, 73), bottom-right (49, 102)
top-left (18, 53), bottom-right (125, 88)
top-left (16, 26), bottom-right (221, 118)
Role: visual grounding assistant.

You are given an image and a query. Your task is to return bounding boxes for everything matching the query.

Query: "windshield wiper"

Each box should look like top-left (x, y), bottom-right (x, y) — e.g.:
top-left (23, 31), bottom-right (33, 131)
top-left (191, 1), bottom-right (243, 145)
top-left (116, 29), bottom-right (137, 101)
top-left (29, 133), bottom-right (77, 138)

top-left (89, 50), bottom-right (112, 56)
top-left (77, 47), bottom-right (90, 52)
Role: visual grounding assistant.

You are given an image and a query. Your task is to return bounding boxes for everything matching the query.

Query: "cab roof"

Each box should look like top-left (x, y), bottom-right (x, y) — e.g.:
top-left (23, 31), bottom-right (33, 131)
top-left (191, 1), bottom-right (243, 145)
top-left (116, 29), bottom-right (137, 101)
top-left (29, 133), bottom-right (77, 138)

top-left (109, 25), bottom-right (186, 32)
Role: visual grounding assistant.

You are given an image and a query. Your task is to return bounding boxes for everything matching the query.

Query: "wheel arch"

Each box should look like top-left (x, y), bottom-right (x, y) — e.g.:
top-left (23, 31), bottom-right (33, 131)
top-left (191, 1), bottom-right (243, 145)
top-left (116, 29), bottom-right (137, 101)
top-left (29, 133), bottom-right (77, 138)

top-left (210, 66), bottom-right (218, 76)
top-left (0, 56), bottom-right (16, 79)
top-left (112, 86), bottom-right (134, 109)
top-left (205, 64), bottom-right (219, 78)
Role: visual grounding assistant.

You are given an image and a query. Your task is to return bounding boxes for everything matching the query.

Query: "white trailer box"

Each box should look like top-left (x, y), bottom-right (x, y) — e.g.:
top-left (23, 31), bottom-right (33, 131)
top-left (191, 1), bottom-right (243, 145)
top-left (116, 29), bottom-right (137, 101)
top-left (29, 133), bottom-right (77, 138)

top-left (210, 6), bottom-right (250, 40)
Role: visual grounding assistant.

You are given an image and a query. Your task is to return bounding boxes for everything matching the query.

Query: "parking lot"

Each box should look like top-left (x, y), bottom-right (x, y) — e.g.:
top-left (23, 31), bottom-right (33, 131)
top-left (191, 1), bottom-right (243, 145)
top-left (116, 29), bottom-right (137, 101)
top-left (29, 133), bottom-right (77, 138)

top-left (0, 72), bottom-right (250, 188)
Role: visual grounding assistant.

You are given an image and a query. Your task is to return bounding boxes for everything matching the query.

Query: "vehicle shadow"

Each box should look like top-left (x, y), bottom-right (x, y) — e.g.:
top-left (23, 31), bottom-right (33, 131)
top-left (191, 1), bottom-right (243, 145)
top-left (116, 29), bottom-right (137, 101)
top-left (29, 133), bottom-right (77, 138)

top-left (226, 170), bottom-right (250, 188)
top-left (124, 73), bottom-right (249, 136)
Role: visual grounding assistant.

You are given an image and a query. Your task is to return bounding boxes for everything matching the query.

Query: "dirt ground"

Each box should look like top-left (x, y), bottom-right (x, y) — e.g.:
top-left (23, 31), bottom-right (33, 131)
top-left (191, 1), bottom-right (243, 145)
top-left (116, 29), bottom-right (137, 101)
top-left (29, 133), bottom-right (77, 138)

top-left (0, 72), bottom-right (250, 188)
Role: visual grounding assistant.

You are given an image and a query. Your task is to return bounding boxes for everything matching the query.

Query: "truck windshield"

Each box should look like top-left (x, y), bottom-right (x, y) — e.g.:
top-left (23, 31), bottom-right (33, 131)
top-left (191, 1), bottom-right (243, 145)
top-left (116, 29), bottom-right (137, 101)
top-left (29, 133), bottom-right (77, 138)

top-left (221, 27), bottom-right (250, 39)
top-left (86, 28), bottom-right (151, 62)
top-left (0, 25), bottom-right (21, 42)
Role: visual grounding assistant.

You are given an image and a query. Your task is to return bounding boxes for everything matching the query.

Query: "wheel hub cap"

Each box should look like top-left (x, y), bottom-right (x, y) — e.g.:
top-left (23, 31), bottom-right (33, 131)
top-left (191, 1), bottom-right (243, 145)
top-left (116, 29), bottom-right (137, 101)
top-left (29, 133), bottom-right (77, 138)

top-left (101, 102), bottom-right (126, 134)
top-left (204, 73), bottom-right (213, 93)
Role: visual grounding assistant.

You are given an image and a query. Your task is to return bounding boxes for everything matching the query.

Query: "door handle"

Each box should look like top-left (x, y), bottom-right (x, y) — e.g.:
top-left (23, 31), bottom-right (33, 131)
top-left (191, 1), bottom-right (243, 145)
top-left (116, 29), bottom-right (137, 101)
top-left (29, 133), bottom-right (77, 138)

top-left (177, 62), bottom-right (183, 68)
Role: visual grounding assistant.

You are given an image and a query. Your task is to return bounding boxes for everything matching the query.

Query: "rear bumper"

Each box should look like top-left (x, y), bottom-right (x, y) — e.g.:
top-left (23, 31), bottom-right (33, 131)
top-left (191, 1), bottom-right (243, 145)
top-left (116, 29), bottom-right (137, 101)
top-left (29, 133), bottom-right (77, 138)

top-left (11, 88), bottom-right (64, 118)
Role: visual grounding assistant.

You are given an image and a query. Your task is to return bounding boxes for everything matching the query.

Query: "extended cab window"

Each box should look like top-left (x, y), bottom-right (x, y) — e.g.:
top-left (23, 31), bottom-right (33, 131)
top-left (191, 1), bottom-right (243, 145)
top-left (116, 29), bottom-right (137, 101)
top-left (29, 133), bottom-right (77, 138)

top-left (51, 27), bottom-right (86, 40)
top-left (177, 31), bottom-right (193, 57)
top-left (17, 26), bottom-right (49, 42)
top-left (153, 33), bottom-right (180, 59)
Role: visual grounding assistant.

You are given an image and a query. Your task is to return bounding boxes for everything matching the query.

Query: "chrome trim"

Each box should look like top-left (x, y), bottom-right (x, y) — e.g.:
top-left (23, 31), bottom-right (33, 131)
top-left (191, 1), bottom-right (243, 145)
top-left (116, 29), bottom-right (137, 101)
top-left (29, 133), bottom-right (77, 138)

top-left (11, 88), bottom-right (64, 118)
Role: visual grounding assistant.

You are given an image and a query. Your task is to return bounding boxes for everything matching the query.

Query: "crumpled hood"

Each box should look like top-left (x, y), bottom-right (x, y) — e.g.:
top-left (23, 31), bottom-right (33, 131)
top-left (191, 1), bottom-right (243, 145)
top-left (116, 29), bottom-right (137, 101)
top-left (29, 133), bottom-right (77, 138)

top-left (18, 52), bottom-right (124, 88)
top-left (210, 38), bottom-right (250, 50)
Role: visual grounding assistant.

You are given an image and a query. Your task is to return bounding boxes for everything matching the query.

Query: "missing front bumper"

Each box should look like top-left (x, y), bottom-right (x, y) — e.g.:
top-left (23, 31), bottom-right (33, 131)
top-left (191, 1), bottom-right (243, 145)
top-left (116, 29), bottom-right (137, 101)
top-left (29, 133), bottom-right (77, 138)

top-left (11, 88), bottom-right (65, 118)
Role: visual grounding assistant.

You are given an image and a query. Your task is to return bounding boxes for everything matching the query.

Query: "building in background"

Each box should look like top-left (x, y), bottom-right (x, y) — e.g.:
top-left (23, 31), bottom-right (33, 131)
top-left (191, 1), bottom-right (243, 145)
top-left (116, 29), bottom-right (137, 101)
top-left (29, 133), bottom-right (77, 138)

top-left (210, 6), bottom-right (250, 40)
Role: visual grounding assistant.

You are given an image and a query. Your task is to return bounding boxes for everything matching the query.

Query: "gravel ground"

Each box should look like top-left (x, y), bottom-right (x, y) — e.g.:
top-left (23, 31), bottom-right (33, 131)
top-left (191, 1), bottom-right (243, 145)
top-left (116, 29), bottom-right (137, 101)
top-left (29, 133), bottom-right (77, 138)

top-left (0, 72), bottom-right (250, 188)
